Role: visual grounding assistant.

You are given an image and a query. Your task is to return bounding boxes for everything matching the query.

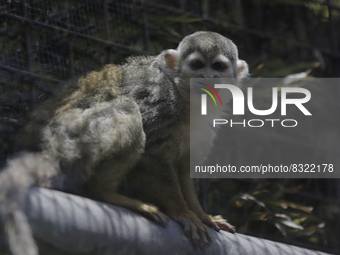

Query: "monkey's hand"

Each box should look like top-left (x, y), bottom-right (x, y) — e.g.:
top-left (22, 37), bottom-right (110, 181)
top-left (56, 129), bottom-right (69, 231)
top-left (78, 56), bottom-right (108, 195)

top-left (169, 210), bottom-right (212, 249)
top-left (200, 214), bottom-right (236, 233)
top-left (136, 203), bottom-right (169, 228)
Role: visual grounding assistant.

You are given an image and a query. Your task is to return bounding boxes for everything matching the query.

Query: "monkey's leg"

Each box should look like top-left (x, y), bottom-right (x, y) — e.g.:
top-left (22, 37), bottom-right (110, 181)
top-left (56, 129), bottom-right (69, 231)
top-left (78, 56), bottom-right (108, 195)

top-left (45, 96), bottom-right (168, 227)
top-left (128, 158), bottom-right (212, 249)
top-left (43, 97), bottom-right (145, 173)
top-left (90, 177), bottom-right (168, 227)
top-left (178, 156), bottom-right (236, 234)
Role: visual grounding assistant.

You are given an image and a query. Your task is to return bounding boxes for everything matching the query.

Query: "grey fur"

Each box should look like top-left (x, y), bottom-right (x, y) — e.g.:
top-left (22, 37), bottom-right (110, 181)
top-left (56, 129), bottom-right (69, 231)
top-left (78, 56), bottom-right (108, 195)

top-left (178, 31), bottom-right (238, 61)
top-left (0, 31), bottom-right (249, 255)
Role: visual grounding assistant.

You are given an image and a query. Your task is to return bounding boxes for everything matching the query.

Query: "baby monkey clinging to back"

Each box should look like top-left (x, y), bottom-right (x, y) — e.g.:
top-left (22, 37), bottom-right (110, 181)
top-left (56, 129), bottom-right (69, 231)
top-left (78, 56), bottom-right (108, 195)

top-left (0, 31), bottom-right (249, 255)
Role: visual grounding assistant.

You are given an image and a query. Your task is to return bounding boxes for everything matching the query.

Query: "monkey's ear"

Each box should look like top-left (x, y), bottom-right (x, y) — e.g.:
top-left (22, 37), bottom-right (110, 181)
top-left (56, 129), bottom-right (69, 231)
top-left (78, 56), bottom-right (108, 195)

top-left (237, 59), bottom-right (249, 80)
top-left (154, 49), bottom-right (179, 73)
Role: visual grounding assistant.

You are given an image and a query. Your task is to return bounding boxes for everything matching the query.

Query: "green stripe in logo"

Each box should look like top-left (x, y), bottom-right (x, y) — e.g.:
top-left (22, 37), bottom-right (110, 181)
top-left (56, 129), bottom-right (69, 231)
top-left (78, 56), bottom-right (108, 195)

top-left (198, 87), bottom-right (217, 106)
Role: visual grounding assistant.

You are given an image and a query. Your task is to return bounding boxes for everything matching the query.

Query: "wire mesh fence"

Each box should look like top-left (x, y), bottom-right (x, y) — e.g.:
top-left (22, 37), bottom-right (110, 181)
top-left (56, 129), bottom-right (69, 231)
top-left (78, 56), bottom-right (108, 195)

top-left (1, 1), bottom-right (340, 161)
top-left (0, 0), bottom-right (153, 165)
top-left (1, 0), bottom-right (340, 254)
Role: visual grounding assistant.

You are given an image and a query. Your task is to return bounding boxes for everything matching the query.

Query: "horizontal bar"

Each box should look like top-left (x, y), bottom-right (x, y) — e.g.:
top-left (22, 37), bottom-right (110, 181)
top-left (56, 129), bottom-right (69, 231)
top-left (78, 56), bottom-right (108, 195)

top-left (0, 64), bottom-right (62, 83)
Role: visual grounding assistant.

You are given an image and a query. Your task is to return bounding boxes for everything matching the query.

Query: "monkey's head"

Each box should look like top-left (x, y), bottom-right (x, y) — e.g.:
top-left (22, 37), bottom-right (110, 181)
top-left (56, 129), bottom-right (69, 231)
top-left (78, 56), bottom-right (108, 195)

top-left (154, 31), bottom-right (249, 99)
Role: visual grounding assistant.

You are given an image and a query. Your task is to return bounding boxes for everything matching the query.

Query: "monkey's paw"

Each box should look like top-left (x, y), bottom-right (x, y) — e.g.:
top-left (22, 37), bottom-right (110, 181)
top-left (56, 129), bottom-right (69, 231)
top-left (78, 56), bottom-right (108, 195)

top-left (170, 210), bottom-right (212, 249)
top-left (200, 214), bottom-right (236, 233)
top-left (137, 203), bottom-right (169, 227)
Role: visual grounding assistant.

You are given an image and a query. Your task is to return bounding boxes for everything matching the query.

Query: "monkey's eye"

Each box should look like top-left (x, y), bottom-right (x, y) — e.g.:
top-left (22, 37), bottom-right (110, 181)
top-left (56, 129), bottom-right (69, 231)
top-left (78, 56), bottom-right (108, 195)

top-left (212, 62), bottom-right (228, 72)
top-left (189, 60), bottom-right (205, 70)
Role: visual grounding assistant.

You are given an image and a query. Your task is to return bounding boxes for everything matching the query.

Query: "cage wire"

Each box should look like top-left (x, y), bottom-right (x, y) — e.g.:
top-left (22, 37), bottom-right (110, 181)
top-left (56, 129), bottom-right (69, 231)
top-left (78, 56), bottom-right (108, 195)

top-left (0, 0), bottom-right (156, 165)
top-left (0, 1), bottom-right (339, 254)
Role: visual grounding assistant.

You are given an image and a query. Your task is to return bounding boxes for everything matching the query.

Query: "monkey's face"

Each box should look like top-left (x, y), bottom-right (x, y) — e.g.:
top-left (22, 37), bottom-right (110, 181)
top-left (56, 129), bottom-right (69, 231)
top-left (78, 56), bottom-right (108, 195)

top-left (153, 32), bottom-right (249, 101)
top-left (175, 52), bottom-right (238, 100)
top-left (180, 52), bottom-right (235, 80)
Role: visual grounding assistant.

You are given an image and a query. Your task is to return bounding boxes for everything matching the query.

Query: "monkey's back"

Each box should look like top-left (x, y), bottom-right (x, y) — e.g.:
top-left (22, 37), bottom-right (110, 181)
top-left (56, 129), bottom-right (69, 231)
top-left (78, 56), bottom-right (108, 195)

top-left (14, 54), bottom-right (189, 192)
top-left (16, 64), bottom-right (122, 152)
top-left (120, 56), bottom-right (188, 148)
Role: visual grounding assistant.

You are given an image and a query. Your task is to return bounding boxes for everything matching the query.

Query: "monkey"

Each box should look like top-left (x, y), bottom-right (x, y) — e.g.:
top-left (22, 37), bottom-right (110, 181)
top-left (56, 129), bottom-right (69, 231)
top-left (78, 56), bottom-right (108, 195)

top-left (0, 31), bottom-right (249, 255)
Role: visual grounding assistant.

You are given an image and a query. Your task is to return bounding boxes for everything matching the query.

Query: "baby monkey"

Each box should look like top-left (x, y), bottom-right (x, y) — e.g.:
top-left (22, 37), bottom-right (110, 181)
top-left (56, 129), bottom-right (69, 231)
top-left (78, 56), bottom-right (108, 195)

top-left (0, 31), bottom-right (249, 255)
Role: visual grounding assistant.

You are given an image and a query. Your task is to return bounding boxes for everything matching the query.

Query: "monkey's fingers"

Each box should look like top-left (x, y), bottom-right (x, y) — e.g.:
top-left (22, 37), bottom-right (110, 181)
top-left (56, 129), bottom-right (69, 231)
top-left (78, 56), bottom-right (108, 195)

top-left (197, 223), bottom-right (211, 249)
top-left (138, 203), bottom-right (169, 227)
top-left (201, 218), bottom-right (221, 232)
top-left (170, 211), bottom-right (211, 249)
top-left (200, 214), bottom-right (235, 233)
top-left (217, 222), bottom-right (236, 233)
top-left (210, 215), bottom-right (236, 233)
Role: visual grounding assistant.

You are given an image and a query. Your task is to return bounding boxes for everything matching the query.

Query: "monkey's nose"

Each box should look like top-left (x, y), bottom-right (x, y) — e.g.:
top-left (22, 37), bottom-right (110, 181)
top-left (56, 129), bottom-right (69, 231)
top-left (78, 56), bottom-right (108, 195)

top-left (201, 74), bottom-right (220, 78)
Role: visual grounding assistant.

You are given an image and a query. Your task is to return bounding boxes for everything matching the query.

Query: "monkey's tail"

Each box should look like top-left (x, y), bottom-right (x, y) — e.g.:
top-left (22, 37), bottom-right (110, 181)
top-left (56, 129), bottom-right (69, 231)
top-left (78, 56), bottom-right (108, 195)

top-left (0, 152), bottom-right (60, 255)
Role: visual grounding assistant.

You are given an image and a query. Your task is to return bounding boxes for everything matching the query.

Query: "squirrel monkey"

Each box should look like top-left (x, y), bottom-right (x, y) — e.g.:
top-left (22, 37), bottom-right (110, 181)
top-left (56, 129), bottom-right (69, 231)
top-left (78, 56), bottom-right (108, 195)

top-left (0, 31), bottom-right (249, 254)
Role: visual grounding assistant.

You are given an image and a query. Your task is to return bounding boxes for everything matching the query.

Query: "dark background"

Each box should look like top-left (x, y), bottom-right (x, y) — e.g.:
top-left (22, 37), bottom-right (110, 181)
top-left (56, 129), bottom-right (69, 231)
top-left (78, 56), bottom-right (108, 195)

top-left (0, 0), bottom-right (339, 253)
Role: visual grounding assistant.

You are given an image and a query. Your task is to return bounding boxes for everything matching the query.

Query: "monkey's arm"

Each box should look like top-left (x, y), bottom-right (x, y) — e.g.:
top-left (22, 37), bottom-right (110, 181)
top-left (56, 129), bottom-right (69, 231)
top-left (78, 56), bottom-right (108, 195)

top-left (178, 156), bottom-right (235, 233)
top-left (126, 154), bottom-right (212, 249)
